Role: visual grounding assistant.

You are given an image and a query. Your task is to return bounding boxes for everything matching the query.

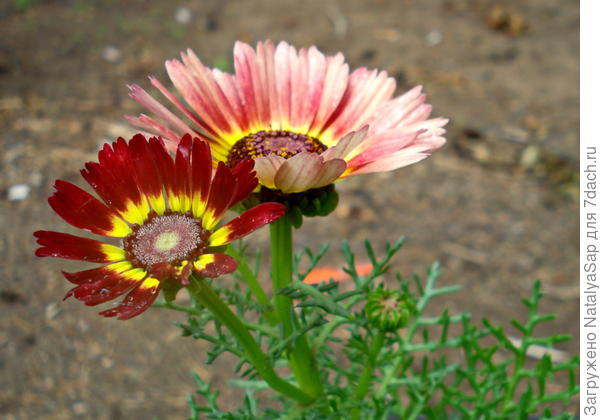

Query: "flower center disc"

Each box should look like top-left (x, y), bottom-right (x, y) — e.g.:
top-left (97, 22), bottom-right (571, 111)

top-left (124, 214), bottom-right (207, 269)
top-left (227, 130), bottom-right (327, 167)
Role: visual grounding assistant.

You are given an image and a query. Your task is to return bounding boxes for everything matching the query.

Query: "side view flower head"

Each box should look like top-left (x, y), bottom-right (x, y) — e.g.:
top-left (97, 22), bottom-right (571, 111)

top-left (127, 40), bottom-right (448, 194)
top-left (34, 134), bottom-right (286, 320)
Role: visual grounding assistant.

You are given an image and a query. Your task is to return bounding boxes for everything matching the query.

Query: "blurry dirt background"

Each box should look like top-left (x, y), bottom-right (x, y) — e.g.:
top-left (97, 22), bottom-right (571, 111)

top-left (0, 0), bottom-right (579, 418)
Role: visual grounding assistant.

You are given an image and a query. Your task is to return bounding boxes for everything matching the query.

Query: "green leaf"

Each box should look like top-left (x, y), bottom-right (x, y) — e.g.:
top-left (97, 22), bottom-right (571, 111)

top-left (278, 281), bottom-right (351, 318)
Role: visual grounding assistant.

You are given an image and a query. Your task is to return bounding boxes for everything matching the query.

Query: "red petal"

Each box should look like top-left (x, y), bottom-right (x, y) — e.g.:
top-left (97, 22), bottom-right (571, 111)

top-left (63, 264), bottom-right (145, 306)
top-left (174, 134), bottom-right (193, 209)
top-left (99, 277), bottom-right (161, 320)
top-left (34, 230), bottom-right (123, 262)
top-left (48, 180), bottom-right (130, 237)
top-left (203, 162), bottom-right (236, 229)
top-left (209, 203), bottom-right (287, 246)
top-left (127, 134), bottom-right (164, 204)
top-left (191, 138), bottom-right (212, 216)
top-left (193, 254), bottom-right (237, 278)
top-left (81, 138), bottom-right (149, 224)
top-left (230, 159), bottom-right (258, 206)
top-left (148, 136), bottom-right (177, 200)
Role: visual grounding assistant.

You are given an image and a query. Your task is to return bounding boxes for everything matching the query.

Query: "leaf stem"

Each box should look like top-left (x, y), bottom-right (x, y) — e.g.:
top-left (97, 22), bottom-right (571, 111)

top-left (186, 274), bottom-right (315, 405)
top-left (227, 245), bottom-right (278, 325)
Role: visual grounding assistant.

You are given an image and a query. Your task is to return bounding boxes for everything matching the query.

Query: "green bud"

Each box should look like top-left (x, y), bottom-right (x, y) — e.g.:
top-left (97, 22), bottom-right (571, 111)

top-left (365, 288), bottom-right (416, 331)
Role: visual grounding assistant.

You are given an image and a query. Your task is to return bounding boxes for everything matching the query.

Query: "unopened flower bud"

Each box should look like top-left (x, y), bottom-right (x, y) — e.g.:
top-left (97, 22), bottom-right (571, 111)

top-left (365, 288), bottom-right (416, 331)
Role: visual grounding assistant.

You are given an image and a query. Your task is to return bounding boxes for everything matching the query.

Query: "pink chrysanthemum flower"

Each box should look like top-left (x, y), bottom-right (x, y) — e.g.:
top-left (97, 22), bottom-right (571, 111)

top-left (34, 134), bottom-right (286, 320)
top-left (127, 40), bottom-right (447, 194)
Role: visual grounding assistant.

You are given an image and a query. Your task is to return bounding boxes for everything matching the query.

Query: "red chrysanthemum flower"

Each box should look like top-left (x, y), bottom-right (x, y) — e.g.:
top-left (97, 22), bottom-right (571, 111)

top-left (34, 134), bottom-right (286, 320)
top-left (127, 40), bottom-right (447, 194)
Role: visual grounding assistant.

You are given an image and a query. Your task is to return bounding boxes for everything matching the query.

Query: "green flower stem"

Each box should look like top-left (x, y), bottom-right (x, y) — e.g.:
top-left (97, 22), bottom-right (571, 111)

top-left (270, 214), bottom-right (325, 399)
top-left (351, 330), bottom-right (386, 420)
top-left (227, 245), bottom-right (278, 325)
top-left (187, 275), bottom-right (315, 405)
top-left (153, 301), bottom-right (278, 338)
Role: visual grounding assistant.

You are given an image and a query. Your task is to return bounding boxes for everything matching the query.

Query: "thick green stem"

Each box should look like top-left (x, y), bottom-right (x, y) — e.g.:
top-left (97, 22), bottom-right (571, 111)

top-left (351, 331), bottom-right (386, 420)
top-left (270, 214), bottom-right (325, 399)
top-left (227, 245), bottom-right (277, 325)
top-left (187, 275), bottom-right (314, 405)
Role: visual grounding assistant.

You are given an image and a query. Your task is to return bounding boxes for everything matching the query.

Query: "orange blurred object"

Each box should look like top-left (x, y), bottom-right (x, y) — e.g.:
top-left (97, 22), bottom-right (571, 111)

top-left (303, 262), bottom-right (373, 284)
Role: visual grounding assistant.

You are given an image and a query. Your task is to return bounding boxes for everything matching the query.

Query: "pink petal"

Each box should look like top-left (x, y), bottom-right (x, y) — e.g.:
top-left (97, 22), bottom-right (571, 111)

top-left (182, 49), bottom-right (243, 134)
top-left (254, 41), bottom-right (275, 129)
top-left (290, 46), bottom-right (308, 130)
top-left (354, 118), bottom-right (448, 163)
top-left (166, 58), bottom-right (232, 137)
top-left (347, 130), bottom-right (425, 169)
top-left (320, 126), bottom-right (369, 161)
top-left (125, 114), bottom-right (181, 150)
top-left (309, 53), bottom-right (349, 135)
top-left (274, 42), bottom-right (294, 129)
top-left (347, 144), bottom-right (439, 176)
top-left (366, 86), bottom-right (425, 132)
top-left (234, 41), bottom-right (266, 130)
top-left (212, 68), bottom-right (250, 133)
top-left (257, 40), bottom-right (281, 130)
top-left (274, 152), bottom-right (346, 193)
top-left (323, 68), bottom-right (396, 142)
top-left (254, 155), bottom-right (287, 189)
top-left (127, 84), bottom-right (196, 136)
top-left (149, 76), bottom-right (217, 137)
top-left (296, 46), bottom-right (327, 132)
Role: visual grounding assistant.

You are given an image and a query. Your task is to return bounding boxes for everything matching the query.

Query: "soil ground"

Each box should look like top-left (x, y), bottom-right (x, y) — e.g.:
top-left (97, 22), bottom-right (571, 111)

top-left (0, 0), bottom-right (579, 419)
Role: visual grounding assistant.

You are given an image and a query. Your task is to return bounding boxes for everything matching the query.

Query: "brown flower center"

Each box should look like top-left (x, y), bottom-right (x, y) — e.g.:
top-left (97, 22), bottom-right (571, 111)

top-left (227, 130), bottom-right (327, 167)
top-left (124, 213), bottom-right (210, 271)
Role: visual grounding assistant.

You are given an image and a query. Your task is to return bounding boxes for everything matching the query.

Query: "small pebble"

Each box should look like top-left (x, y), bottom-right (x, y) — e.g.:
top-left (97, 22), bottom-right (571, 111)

top-left (425, 30), bottom-right (443, 46)
top-left (72, 402), bottom-right (88, 416)
top-left (102, 46), bottom-right (121, 63)
top-left (7, 184), bottom-right (31, 201)
top-left (45, 303), bottom-right (61, 321)
top-left (175, 7), bottom-right (192, 24)
top-left (101, 356), bottom-right (114, 369)
top-left (78, 319), bottom-right (90, 333)
top-left (520, 145), bottom-right (540, 169)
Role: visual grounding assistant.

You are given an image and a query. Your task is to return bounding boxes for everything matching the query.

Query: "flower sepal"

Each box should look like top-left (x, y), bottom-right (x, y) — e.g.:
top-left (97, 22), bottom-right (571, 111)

top-left (296, 185), bottom-right (339, 219)
top-left (160, 277), bottom-right (184, 303)
top-left (256, 185), bottom-right (339, 228)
